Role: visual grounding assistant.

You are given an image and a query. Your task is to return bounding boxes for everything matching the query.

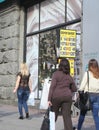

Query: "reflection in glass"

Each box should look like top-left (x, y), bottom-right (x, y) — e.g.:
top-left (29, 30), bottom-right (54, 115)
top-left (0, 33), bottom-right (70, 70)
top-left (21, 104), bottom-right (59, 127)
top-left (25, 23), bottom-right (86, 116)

top-left (27, 4), bottom-right (39, 33)
top-left (40, 0), bottom-right (65, 30)
top-left (66, 23), bottom-right (81, 49)
top-left (67, 0), bottom-right (82, 21)
top-left (66, 23), bottom-right (81, 87)
top-left (26, 35), bottom-right (39, 97)
top-left (39, 30), bottom-right (58, 86)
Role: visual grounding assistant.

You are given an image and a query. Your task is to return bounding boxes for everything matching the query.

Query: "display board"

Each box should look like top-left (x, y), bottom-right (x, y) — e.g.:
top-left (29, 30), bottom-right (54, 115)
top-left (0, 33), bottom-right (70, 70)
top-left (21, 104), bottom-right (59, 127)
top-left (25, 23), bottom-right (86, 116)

top-left (59, 29), bottom-right (76, 58)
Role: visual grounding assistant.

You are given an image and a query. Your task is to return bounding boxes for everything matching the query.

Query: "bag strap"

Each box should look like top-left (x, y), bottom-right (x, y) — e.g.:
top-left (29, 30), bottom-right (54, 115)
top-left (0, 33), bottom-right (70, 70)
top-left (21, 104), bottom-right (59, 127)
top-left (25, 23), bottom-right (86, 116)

top-left (87, 71), bottom-right (89, 91)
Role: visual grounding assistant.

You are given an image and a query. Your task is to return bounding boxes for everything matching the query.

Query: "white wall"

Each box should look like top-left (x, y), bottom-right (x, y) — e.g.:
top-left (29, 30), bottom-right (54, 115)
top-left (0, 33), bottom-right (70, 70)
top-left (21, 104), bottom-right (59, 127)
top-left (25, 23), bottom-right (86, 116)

top-left (82, 0), bottom-right (99, 73)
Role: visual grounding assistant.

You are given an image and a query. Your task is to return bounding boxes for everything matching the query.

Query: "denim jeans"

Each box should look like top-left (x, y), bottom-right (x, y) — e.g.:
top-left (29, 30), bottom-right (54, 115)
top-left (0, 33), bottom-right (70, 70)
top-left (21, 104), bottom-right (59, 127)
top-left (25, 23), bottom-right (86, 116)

top-left (77, 109), bottom-right (87, 130)
top-left (17, 87), bottom-right (30, 117)
top-left (90, 94), bottom-right (99, 130)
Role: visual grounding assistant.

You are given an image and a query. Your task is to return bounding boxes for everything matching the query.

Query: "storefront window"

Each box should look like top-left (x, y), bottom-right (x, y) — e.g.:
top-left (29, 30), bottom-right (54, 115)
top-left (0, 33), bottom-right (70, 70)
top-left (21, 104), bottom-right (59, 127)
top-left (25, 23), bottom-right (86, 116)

top-left (66, 23), bottom-right (81, 87)
top-left (40, 0), bottom-right (65, 30)
top-left (27, 4), bottom-right (39, 34)
top-left (67, 0), bottom-right (82, 21)
top-left (26, 35), bottom-right (39, 97)
top-left (39, 30), bottom-right (58, 86)
top-left (26, 0), bottom-right (82, 98)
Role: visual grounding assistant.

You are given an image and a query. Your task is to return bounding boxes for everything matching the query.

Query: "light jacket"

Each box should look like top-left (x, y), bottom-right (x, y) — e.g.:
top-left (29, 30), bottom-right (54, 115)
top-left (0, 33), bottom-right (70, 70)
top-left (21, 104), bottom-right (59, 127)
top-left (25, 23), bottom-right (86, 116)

top-left (79, 71), bottom-right (99, 93)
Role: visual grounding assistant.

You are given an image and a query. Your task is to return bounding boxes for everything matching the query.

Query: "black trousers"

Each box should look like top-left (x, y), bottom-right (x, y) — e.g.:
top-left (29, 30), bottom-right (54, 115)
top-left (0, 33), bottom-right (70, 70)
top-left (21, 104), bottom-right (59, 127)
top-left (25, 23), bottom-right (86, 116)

top-left (52, 96), bottom-right (73, 130)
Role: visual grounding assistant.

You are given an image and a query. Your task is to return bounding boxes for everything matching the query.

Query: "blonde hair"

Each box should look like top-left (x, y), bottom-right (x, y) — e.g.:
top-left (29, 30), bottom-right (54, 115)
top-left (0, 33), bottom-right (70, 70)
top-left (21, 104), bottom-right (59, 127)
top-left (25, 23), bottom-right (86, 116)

top-left (20, 63), bottom-right (29, 76)
top-left (88, 59), bottom-right (99, 79)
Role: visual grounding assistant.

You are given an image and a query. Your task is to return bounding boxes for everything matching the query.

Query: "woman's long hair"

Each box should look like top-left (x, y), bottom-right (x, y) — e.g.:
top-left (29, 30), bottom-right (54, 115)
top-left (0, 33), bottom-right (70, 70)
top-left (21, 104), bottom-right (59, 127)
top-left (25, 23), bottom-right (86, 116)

top-left (58, 58), bottom-right (70, 74)
top-left (20, 63), bottom-right (29, 76)
top-left (88, 59), bottom-right (99, 79)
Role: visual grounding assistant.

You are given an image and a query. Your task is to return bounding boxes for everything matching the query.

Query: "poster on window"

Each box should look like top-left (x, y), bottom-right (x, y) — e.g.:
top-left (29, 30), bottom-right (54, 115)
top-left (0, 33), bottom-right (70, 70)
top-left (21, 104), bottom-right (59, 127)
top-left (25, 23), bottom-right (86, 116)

top-left (59, 29), bottom-right (76, 58)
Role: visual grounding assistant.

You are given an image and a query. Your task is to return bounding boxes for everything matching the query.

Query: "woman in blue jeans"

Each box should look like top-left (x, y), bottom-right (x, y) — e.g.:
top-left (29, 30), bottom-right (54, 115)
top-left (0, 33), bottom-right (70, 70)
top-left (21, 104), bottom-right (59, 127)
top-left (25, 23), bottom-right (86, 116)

top-left (77, 107), bottom-right (87, 130)
top-left (77, 59), bottom-right (99, 130)
top-left (90, 94), bottom-right (99, 130)
top-left (17, 87), bottom-right (30, 119)
top-left (13, 63), bottom-right (32, 119)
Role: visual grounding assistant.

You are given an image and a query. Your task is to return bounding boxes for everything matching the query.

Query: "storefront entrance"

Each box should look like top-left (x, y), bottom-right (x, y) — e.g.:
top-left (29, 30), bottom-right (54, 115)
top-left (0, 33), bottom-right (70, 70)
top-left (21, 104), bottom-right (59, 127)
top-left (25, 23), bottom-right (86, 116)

top-left (25, 0), bottom-right (82, 99)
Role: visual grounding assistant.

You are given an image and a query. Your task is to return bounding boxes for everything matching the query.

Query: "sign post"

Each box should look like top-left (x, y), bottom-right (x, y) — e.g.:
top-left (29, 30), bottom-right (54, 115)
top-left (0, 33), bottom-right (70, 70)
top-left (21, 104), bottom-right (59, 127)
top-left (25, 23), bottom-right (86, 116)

top-left (59, 29), bottom-right (76, 76)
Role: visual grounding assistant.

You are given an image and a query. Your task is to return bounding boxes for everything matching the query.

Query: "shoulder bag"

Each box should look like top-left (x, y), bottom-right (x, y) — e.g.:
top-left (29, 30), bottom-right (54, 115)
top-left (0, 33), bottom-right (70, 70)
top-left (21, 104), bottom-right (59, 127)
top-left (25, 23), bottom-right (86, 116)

top-left (74, 71), bottom-right (91, 111)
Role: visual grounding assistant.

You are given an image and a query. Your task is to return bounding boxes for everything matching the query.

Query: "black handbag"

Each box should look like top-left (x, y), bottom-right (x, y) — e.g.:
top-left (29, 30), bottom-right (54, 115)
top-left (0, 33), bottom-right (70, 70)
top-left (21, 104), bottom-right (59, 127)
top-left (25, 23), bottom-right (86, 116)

top-left (40, 108), bottom-right (50, 130)
top-left (74, 91), bottom-right (91, 111)
top-left (84, 72), bottom-right (92, 110)
top-left (85, 95), bottom-right (91, 111)
top-left (74, 91), bottom-right (88, 110)
top-left (74, 71), bottom-right (91, 111)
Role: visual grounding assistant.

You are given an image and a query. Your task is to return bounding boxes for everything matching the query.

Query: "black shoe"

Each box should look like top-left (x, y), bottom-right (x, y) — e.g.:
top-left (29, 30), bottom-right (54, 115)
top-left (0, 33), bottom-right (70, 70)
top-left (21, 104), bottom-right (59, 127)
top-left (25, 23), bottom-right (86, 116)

top-left (73, 127), bottom-right (77, 130)
top-left (26, 113), bottom-right (29, 118)
top-left (19, 116), bottom-right (23, 119)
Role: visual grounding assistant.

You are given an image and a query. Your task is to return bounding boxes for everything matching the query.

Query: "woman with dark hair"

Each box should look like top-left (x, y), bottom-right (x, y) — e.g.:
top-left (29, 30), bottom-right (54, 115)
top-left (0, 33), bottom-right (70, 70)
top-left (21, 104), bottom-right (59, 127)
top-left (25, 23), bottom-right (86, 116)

top-left (76, 59), bottom-right (99, 130)
top-left (48, 58), bottom-right (77, 130)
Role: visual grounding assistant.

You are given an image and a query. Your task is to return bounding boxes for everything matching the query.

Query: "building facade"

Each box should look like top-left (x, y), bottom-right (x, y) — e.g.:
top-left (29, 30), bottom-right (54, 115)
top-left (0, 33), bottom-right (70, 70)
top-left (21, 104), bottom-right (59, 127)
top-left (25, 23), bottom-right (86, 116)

top-left (0, 0), bottom-right (82, 104)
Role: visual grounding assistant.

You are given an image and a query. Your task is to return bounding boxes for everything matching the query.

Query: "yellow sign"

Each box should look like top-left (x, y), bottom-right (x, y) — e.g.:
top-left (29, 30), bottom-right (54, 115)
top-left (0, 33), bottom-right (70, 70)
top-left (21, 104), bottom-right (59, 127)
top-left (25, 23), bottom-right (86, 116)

top-left (60, 29), bottom-right (76, 58)
top-left (69, 59), bottom-right (74, 77)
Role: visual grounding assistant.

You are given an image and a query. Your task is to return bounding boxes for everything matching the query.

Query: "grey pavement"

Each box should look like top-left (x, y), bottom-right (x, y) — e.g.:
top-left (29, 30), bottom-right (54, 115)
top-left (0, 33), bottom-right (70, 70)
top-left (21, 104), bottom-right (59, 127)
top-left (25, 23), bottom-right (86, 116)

top-left (0, 103), bottom-right (95, 130)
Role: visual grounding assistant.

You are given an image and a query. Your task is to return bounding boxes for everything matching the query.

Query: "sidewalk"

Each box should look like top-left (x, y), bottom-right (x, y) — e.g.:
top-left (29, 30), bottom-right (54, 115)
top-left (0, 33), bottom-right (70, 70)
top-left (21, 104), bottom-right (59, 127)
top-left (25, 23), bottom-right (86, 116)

top-left (0, 103), bottom-right (95, 130)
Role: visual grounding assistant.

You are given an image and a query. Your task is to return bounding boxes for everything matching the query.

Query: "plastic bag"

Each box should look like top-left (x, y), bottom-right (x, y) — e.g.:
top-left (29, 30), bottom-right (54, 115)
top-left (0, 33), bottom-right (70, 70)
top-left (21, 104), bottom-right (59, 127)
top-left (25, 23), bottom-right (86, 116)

top-left (39, 78), bottom-right (50, 109)
top-left (27, 92), bottom-right (35, 106)
top-left (72, 92), bottom-right (78, 102)
top-left (49, 111), bottom-right (55, 130)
